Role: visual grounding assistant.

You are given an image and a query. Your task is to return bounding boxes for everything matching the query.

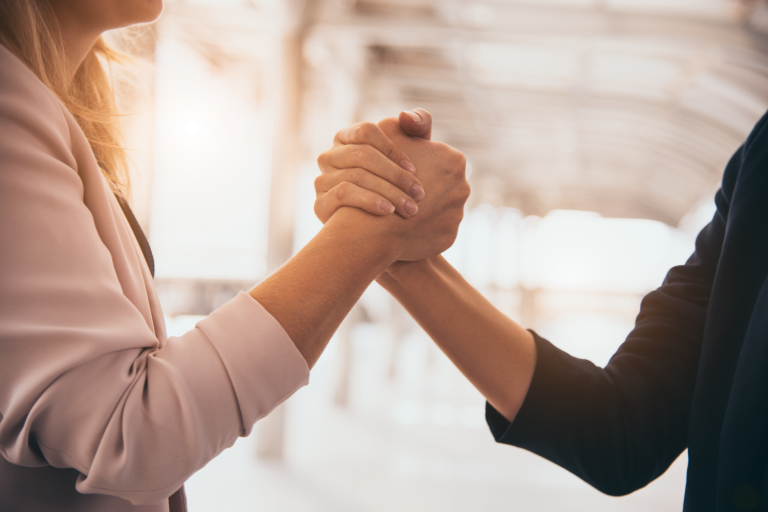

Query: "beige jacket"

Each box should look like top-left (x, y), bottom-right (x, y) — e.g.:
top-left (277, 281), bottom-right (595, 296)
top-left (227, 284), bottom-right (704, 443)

top-left (0, 44), bottom-right (309, 511)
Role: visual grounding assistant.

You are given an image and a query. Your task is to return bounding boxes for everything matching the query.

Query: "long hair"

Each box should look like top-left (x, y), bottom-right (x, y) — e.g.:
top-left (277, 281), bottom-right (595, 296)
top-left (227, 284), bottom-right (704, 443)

top-left (0, 0), bottom-right (130, 198)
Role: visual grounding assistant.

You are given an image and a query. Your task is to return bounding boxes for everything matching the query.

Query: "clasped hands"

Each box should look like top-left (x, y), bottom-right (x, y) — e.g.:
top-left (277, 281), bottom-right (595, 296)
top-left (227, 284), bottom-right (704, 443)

top-left (315, 109), bottom-right (470, 269)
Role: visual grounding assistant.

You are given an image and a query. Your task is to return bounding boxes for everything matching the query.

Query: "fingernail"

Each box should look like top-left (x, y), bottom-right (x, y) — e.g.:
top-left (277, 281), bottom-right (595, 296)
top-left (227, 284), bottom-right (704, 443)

top-left (380, 200), bottom-right (395, 214)
top-left (404, 200), bottom-right (418, 216)
top-left (400, 160), bottom-right (416, 173)
top-left (410, 183), bottom-right (424, 200)
top-left (406, 110), bottom-right (422, 123)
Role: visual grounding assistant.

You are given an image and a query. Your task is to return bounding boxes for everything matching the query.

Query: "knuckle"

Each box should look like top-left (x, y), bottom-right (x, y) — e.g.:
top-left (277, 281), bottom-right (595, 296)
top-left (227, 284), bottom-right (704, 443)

top-left (449, 148), bottom-right (466, 168)
top-left (333, 182), bottom-right (351, 202)
top-left (377, 117), bottom-right (399, 134)
top-left (314, 197), bottom-right (331, 223)
top-left (432, 141), bottom-right (448, 153)
top-left (381, 140), bottom-right (398, 160)
top-left (345, 167), bottom-right (366, 183)
top-left (348, 144), bottom-right (367, 163)
top-left (357, 122), bottom-right (376, 140)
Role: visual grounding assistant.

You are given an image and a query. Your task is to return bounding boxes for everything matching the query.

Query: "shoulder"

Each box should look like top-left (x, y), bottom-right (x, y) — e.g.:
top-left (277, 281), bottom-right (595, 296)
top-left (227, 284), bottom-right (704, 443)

top-left (0, 44), bottom-right (87, 236)
top-left (0, 43), bottom-right (74, 163)
top-left (716, 111), bottom-right (768, 205)
top-left (743, 110), bottom-right (768, 155)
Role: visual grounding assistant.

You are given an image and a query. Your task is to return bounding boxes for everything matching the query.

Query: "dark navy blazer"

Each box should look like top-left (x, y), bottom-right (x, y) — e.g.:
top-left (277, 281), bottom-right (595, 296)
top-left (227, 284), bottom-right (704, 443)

top-left (487, 112), bottom-right (768, 511)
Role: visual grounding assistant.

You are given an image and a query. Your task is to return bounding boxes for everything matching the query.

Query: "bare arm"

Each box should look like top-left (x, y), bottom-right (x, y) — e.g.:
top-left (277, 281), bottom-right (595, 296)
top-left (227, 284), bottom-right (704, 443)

top-left (0, 58), bottom-right (463, 505)
top-left (377, 256), bottom-right (536, 421)
top-left (253, 117), bottom-right (469, 369)
top-left (314, 111), bottom-right (535, 420)
top-left (249, 208), bottom-right (398, 369)
top-left (315, 110), bottom-right (719, 495)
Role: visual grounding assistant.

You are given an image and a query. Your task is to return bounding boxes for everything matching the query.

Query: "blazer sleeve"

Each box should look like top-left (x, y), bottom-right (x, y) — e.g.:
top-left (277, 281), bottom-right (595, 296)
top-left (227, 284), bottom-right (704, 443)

top-left (485, 133), bottom-right (752, 496)
top-left (0, 57), bottom-right (309, 504)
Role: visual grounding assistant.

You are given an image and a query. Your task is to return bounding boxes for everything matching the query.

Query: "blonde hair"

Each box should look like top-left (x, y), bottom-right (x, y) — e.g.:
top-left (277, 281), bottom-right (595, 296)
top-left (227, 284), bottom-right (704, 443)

top-left (0, 0), bottom-right (130, 198)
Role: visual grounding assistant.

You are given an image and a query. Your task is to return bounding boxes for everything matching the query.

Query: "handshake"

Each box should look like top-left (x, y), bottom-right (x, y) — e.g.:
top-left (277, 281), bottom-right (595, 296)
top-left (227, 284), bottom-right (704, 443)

top-left (313, 109), bottom-right (471, 267)
top-left (257, 107), bottom-right (532, 438)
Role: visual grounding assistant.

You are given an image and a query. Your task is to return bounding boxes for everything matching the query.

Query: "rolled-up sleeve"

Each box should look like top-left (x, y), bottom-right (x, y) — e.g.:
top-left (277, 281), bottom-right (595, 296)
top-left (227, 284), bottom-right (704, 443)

top-left (72, 294), bottom-right (309, 504)
top-left (0, 45), bottom-right (309, 506)
top-left (197, 292), bottom-right (310, 435)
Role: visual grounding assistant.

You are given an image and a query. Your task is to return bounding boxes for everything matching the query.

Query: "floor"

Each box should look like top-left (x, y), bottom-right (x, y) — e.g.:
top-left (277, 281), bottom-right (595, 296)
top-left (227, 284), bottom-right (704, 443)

top-left (181, 321), bottom-right (688, 512)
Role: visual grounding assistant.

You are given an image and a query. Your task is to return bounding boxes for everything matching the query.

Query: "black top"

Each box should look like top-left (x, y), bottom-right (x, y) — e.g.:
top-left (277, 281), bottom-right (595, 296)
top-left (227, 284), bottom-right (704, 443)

top-left (114, 197), bottom-right (188, 510)
top-left (115, 194), bottom-right (154, 278)
top-left (486, 111), bottom-right (768, 511)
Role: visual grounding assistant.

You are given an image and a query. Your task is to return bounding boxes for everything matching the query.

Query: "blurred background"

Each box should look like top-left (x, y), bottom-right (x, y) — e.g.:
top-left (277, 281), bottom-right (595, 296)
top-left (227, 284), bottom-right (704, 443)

top-left (113, 0), bottom-right (768, 510)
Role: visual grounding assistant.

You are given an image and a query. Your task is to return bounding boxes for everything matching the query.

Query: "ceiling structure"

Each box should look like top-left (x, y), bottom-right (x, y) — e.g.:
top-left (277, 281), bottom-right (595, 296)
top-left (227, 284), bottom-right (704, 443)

top-left (161, 0), bottom-right (768, 226)
top-left (301, 0), bottom-right (768, 224)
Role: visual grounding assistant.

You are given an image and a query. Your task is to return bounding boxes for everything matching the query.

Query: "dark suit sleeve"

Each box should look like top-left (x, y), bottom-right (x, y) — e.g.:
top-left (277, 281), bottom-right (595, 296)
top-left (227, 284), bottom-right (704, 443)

top-left (486, 140), bottom-right (748, 496)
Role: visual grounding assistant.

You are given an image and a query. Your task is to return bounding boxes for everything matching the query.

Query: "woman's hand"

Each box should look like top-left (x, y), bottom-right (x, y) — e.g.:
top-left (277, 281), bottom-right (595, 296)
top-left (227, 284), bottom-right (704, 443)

top-left (370, 116), bottom-right (470, 262)
top-left (251, 113), bottom-right (466, 367)
top-left (315, 109), bottom-right (433, 222)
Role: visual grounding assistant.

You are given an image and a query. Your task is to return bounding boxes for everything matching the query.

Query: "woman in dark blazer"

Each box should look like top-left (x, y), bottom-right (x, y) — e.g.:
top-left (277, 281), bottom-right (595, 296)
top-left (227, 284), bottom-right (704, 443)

top-left (317, 108), bottom-right (768, 511)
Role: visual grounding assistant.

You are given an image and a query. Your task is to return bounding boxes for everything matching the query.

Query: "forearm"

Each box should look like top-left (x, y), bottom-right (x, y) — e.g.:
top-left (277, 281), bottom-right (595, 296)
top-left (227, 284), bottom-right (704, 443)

top-left (377, 256), bottom-right (536, 421)
top-left (250, 207), bottom-right (398, 368)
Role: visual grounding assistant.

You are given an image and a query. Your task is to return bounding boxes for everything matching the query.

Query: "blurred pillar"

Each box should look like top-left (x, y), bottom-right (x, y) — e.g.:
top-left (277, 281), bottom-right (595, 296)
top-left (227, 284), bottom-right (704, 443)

top-left (255, 32), bottom-right (302, 461)
top-left (334, 305), bottom-right (365, 408)
top-left (256, 0), bottom-right (319, 461)
top-left (520, 286), bottom-right (539, 330)
top-left (333, 320), bottom-right (353, 409)
top-left (387, 299), bottom-right (405, 381)
top-left (256, 403), bottom-right (286, 460)
top-left (118, 24), bottom-right (157, 232)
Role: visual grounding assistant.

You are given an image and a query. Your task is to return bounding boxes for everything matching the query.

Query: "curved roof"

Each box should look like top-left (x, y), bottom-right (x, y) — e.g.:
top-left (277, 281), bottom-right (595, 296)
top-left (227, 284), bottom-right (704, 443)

top-left (304, 0), bottom-right (768, 224)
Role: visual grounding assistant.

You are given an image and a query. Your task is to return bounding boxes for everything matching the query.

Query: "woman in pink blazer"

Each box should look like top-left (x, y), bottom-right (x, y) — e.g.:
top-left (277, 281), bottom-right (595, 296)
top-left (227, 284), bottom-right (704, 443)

top-left (0, 1), bottom-right (469, 510)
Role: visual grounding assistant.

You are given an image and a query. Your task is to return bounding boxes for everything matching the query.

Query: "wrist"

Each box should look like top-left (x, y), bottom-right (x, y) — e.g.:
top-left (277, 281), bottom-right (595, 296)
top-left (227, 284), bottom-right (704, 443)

top-left (378, 256), bottom-right (442, 286)
top-left (325, 207), bottom-right (403, 269)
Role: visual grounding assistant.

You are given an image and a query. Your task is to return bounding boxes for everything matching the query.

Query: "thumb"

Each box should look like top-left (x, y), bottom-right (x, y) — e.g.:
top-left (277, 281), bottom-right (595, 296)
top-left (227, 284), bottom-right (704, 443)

top-left (399, 108), bottom-right (432, 140)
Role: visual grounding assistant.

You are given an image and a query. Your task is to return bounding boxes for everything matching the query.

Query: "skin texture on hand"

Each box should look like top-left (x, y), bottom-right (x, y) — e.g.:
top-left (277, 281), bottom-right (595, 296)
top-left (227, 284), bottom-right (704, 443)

top-left (315, 135), bottom-right (425, 220)
top-left (367, 117), bottom-right (470, 261)
top-left (252, 114), bottom-right (468, 367)
top-left (315, 109), bottom-right (435, 222)
top-left (250, 208), bottom-right (401, 368)
top-left (313, 111), bottom-right (536, 422)
top-left (315, 110), bottom-right (469, 262)
top-left (377, 256), bottom-right (536, 422)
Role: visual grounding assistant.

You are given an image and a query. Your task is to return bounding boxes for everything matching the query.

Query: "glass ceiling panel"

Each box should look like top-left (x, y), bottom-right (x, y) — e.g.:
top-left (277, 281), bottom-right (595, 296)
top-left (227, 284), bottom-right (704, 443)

top-left (588, 52), bottom-right (682, 100)
top-left (689, 73), bottom-right (768, 117)
top-left (469, 42), bottom-right (579, 91)
top-left (494, 0), bottom-right (603, 8)
top-left (606, 0), bottom-right (738, 19)
top-left (495, 0), bottom-right (739, 19)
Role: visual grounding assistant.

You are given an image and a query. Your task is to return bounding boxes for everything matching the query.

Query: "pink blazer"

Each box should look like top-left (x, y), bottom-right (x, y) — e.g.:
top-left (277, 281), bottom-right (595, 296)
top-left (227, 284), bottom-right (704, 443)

top-left (0, 44), bottom-right (309, 511)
